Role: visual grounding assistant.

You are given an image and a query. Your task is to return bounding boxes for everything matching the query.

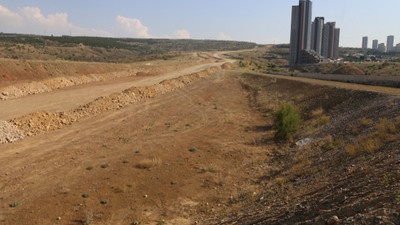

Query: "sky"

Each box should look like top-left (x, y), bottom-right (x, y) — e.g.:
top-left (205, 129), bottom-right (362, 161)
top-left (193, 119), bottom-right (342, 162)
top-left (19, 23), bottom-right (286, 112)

top-left (0, 0), bottom-right (399, 48)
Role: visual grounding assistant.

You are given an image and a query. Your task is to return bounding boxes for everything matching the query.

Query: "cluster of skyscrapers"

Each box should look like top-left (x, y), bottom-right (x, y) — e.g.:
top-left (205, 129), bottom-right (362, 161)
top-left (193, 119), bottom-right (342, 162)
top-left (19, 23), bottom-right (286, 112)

top-left (289, 0), bottom-right (340, 67)
top-left (362, 35), bottom-right (400, 53)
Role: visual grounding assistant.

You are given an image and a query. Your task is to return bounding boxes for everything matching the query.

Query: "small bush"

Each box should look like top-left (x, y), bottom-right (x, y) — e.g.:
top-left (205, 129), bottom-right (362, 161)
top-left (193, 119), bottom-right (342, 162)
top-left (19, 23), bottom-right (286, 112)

top-left (274, 102), bottom-right (301, 140)
top-left (239, 61), bottom-right (247, 68)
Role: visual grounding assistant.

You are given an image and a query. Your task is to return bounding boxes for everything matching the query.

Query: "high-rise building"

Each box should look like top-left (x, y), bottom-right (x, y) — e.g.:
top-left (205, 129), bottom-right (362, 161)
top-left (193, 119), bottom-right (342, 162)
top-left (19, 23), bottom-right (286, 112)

top-left (387, 35), bottom-right (394, 52)
top-left (311, 17), bottom-right (324, 55)
top-left (298, 0), bottom-right (313, 51)
top-left (289, 0), bottom-right (339, 65)
top-left (327, 22), bottom-right (336, 58)
top-left (321, 23), bottom-right (330, 58)
top-left (321, 22), bottom-right (337, 59)
top-left (289, 5), bottom-right (300, 67)
top-left (372, 40), bottom-right (378, 50)
top-left (333, 28), bottom-right (340, 59)
top-left (289, 0), bottom-right (312, 66)
top-left (396, 43), bottom-right (400, 52)
top-left (378, 43), bottom-right (386, 52)
top-left (311, 21), bottom-right (315, 51)
top-left (362, 36), bottom-right (368, 49)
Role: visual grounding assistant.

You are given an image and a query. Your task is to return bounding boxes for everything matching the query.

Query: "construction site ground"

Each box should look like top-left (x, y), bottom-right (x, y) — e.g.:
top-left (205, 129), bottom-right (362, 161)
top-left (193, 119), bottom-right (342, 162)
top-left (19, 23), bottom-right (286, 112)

top-left (0, 53), bottom-right (399, 225)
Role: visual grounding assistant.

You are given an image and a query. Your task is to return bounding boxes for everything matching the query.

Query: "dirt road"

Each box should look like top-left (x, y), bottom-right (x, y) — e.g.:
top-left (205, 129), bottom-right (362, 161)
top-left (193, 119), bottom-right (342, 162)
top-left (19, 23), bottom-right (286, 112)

top-left (0, 62), bottom-right (224, 120)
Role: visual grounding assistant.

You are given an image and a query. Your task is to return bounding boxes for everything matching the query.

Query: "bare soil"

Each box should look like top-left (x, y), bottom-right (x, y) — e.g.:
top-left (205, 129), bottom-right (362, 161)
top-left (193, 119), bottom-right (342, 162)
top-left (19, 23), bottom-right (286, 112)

top-left (0, 59), bottom-right (399, 225)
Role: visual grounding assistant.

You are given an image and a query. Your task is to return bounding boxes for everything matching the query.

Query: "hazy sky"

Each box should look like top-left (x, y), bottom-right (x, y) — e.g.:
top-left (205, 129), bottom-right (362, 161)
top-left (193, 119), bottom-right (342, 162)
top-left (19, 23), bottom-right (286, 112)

top-left (0, 0), bottom-right (399, 47)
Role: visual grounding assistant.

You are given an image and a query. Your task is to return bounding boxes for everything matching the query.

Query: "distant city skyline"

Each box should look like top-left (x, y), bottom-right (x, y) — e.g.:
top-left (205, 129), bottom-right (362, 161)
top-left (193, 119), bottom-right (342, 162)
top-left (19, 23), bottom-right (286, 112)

top-left (361, 35), bottom-right (399, 52)
top-left (0, 1), bottom-right (399, 47)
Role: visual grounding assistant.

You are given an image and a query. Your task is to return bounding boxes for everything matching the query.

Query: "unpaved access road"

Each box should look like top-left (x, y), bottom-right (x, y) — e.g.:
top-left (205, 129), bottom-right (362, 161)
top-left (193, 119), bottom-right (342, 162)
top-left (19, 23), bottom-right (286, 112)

top-left (0, 62), bottom-right (224, 120)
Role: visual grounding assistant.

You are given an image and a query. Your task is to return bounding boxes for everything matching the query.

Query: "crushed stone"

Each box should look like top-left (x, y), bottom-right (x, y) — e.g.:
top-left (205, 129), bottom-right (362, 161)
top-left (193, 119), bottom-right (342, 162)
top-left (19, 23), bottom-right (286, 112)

top-left (0, 120), bottom-right (25, 144)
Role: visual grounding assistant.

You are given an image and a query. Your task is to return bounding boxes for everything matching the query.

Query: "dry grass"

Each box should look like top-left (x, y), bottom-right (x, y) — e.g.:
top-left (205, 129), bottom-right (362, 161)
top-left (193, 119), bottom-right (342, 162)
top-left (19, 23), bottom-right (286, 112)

top-left (289, 144), bottom-right (315, 177)
top-left (290, 158), bottom-right (312, 177)
top-left (318, 115), bottom-right (331, 126)
top-left (274, 177), bottom-right (287, 195)
top-left (311, 108), bottom-right (324, 118)
top-left (360, 118), bottom-right (374, 127)
top-left (345, 136), bottom-right (381, 157)
top-left (376, 118), bottom-right (397, 140)
top-left (350, 125), bottom-right (359, 135)
top-left (310, 108), bottom-right (330, 126)
top-left (396, 116), bottom-right (400, 125)
top-left (345, 117), bottom-right (399, 157)
top-left (321, 136), bottom-right (343, 151)
top-left (303, 108), bottom-right (331, 136)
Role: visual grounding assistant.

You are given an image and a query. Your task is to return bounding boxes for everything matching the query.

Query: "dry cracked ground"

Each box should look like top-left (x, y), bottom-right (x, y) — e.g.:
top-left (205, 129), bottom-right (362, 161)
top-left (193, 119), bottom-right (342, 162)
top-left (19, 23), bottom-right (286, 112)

top-left (0, 53), bottom-right (399, 225)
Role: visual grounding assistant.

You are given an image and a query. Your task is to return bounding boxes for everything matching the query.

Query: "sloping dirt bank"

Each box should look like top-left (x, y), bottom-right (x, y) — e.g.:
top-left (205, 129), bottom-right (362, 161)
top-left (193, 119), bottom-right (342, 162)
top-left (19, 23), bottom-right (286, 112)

top-left (0, 55), bottom-right (203, 100)
top-left (214, 73), bottom-right (400, 225)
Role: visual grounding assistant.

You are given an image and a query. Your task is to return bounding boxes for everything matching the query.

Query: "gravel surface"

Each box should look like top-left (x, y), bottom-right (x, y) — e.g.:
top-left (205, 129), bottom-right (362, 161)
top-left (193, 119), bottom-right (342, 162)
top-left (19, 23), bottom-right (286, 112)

top-left (0, 120), bottom-right (25, 144)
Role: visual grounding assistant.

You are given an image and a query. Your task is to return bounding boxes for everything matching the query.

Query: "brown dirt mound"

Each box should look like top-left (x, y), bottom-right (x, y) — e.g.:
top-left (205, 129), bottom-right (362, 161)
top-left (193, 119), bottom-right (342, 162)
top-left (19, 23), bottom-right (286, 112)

top-left (221, 63), bottom-right (232, 70)
top-left (9, 65), bottom-right (224, 137)
top-left (10, 111), bottom-right (77, 136)
top-left (0, 58), bottom-right (202, 100)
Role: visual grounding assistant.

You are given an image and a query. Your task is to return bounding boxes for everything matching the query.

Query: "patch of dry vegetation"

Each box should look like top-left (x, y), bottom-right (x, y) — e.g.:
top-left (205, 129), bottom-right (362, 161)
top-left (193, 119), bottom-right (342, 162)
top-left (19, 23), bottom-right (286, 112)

top-left (303, 108), bottom-right (331, 135)
top-left (360, 117), bottom-right (374, 127)
top-left (331, 64), bottom-right (365, 75)
top-left (311, 108), bottom-right (330, 126)
top-left (345, 117), bottom-right (399, 157)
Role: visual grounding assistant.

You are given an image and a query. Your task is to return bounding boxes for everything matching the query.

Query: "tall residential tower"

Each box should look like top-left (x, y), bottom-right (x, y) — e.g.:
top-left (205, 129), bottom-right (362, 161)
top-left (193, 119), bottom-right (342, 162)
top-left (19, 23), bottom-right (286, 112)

top-left (372, 39), bottom-right (378, 50)
top-left (387, 35), bottom-right (394, 52)
top-left (311, 17), bottom-right (324, 55)
top-left (289, 0), bottom-right (313, 66)
top-left (362, 36), bottom-right (368, 49)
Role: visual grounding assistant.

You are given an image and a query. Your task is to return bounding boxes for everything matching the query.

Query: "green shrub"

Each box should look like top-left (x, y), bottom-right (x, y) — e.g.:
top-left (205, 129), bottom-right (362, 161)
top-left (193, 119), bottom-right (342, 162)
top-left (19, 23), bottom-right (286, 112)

top-left (274, 102), bottom-right (301, 140)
